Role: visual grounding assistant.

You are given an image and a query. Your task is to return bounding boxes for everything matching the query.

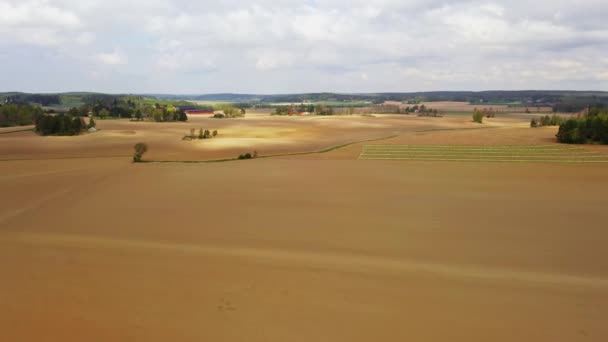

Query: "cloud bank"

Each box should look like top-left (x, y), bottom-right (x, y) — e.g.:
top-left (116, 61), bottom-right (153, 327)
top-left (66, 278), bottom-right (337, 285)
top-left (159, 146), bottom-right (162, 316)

top-left (0, 0), bottom-right (607, 93)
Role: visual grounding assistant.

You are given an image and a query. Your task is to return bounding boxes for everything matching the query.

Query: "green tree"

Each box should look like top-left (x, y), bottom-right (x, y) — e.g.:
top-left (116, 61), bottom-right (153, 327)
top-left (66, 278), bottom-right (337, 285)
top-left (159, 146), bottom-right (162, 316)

top-left (67, 107), bottom-right (80, 117)
top-left (133, 143), bottom-right (148, 162)
top-left (472, 110), bottom-right (483, 124)
top-left (142, 105), bottom-right (153, 119)
top-left (164, 105), bottom-right (176, 121)
top-left (178, 110), bottom-right (188, 121)
top-left (99, 109), bottom-right (109, 120)
top-left (152, 108), bottom-right (164, 122)
top-left (556, 119), bottom-right (580, 143)
top-left (71, 117), bottom-right (83, 135)
top-left (36, 115), bottom-right (50, 134)
top-left (93, 102), bottom-right (103, 116)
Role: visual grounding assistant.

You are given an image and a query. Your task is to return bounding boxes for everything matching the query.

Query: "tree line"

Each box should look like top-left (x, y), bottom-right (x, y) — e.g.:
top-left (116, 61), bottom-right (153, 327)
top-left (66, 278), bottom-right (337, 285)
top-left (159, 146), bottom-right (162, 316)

top-left (183, 128), bottom-right (218, 140)
top-left (556, 106), bottom-right (608, 144)
top-left (273, 104), bottom-right (334, 115)
top-left (472, 108), bottom-right (497, 124)
top-left (35, 114), bottom-right (95, 136)
top-left (530, 114), bottom-right (564, 128)
top-left (0, 103), bottom-right (43, 127)
top-left (75, 100), bottom-right (189, 122)
top-left (2, 94), bottom-right (61, 106)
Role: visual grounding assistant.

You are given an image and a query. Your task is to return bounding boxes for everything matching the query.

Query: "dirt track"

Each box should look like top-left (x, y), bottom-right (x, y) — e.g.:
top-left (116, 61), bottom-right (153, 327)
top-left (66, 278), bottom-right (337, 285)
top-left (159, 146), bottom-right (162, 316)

top-left (1, 113), bottom-right (608, 341)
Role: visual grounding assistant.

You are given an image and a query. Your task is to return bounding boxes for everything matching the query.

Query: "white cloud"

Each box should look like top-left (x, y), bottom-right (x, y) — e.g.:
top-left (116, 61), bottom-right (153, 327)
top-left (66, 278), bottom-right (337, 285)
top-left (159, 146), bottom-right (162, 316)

top-left (595, 72), bottom-right (608, 81)
top-left (155, 51), bottom-right (214, 73)
top-left (0, 0), bottom-right (81, 29)
top-left (95, 51), bottom-right (127, 65)
top-left (254, 51), bottom-right (294, 70)
top-left (549, 60), bottom-right (584, 70)
top-left (0, 0), bottom-right (97, 51)
top-left (0, 0), bottom-right (607, 92)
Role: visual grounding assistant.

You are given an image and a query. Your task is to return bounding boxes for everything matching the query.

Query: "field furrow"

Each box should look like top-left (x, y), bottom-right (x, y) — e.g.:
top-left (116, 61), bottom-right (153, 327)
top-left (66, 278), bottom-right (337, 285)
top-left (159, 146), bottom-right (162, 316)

top-left (360, 144), bottom-right (608, 163)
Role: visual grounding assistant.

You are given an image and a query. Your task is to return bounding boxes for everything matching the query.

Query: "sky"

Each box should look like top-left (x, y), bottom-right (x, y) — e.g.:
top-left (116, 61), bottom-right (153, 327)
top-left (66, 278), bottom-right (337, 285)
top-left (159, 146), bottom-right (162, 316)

top-left (1, 0), bottom-right (607, 94)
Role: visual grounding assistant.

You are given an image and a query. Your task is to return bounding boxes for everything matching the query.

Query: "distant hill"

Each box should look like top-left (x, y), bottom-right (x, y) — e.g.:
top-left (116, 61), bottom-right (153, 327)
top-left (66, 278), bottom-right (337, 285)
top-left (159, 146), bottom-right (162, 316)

top-left (193, 93), bottom-right (263, 102)
top-left (152, 91), bottom-right (608, 108)
top-left (3, 91), bottom-right (608, 112)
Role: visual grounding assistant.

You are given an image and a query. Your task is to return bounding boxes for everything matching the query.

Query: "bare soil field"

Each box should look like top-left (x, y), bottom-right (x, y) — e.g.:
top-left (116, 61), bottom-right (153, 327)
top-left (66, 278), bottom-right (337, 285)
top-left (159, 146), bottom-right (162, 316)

top-left (0, 114), bottom-right (502, 161)
top-left (1, 113), bottom-right (607, 341)
top-left (0, 125), bottom-right (34, 134)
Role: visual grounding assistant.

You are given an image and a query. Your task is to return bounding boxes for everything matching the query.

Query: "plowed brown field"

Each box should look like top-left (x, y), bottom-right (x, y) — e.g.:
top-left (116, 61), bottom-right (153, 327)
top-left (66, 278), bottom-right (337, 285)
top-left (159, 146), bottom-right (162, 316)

top-left (1, 112), bottom-right (607, 341)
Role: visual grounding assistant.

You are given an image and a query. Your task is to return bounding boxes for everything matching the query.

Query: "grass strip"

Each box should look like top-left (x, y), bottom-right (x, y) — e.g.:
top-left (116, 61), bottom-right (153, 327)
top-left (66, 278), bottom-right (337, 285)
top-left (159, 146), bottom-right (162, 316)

top-left (359, 157), bottom-right (608, 163)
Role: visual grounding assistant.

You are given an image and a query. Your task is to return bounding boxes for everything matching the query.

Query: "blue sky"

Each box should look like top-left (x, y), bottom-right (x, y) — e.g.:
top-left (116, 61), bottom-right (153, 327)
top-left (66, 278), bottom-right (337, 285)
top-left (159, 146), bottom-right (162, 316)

top-left (1, 0), bottom-right (607, 93)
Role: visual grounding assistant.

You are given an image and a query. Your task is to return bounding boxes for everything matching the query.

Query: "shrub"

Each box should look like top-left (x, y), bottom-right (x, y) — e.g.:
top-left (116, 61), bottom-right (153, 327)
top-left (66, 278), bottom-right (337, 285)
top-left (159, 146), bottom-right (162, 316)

top-left (152, 109), bottom-right (163, 122)
top-left (534, 114), bottom-right (564, 128)
top-left (178, 111), bottom-right (188, 121)
top-left (530, 118), bottom-right (538, 128)
top-left (221, 106), bottom-right (245, 118)
top-left (316, 105), bottom-right (334, 115)
top-left (183, 128), bottom-right (217, 140)
top-left (472, 110), bottom-right (484, 124)
top-left (133, 143), bottom-right (148, 162)
top-left (550, 114), bottom-right (563, 126)
top-left (272, 106), bottom-right (290, 115)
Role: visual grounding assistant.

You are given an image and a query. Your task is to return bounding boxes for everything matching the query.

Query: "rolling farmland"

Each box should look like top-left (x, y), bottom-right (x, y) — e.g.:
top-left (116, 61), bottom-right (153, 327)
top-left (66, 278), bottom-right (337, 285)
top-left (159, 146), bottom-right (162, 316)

top-left (2, 111), bottom-right (608, 342)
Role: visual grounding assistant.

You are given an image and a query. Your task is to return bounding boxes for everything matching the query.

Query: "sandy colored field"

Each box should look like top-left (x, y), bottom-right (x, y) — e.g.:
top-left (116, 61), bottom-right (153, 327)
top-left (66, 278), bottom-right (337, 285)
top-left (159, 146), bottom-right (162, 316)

top-left (385, 101), bottom-right (554, 113)
top-left (1, 113), bottom-right (608, 341)
top-left (0, 113), bottom-right (508, 161)
top-left (0, 125), bottom-right (34, 134)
